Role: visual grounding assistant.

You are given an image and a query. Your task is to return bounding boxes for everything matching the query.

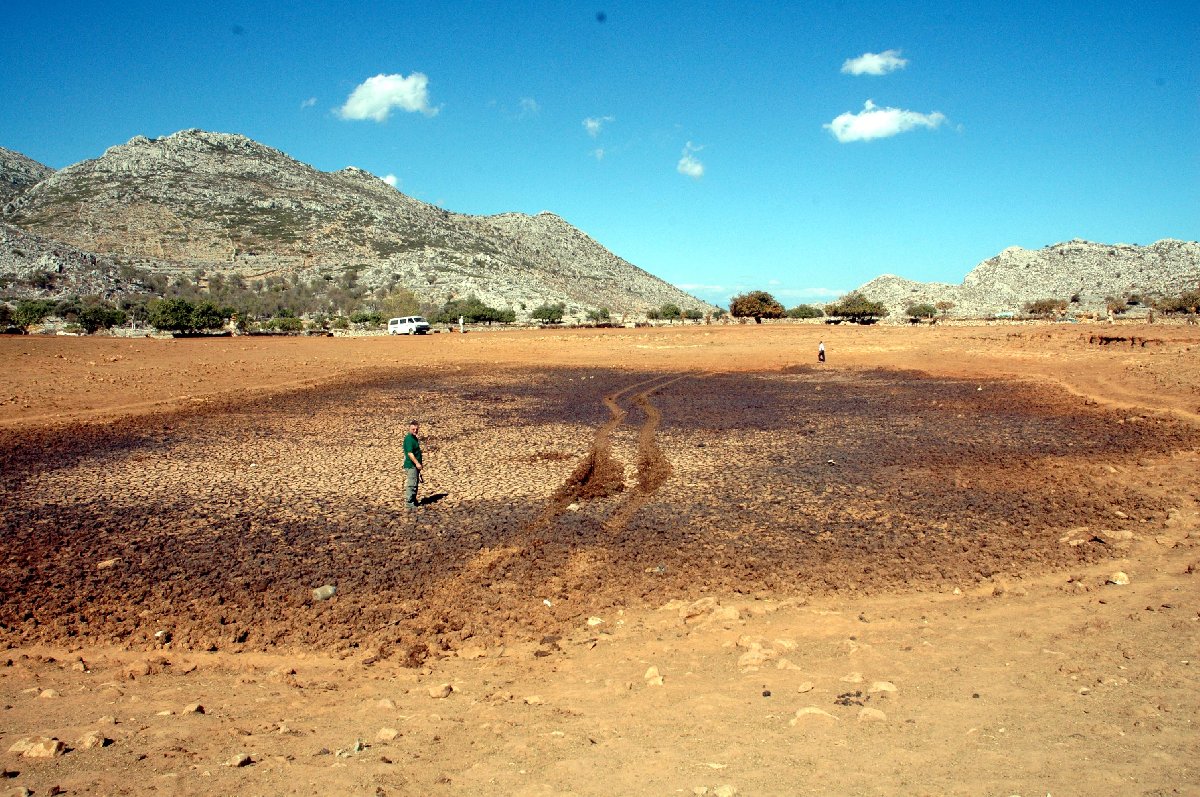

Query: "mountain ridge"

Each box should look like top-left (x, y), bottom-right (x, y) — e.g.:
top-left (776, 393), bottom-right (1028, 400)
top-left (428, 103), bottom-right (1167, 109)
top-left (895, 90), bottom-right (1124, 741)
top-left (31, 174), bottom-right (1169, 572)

top-left (2, 129), bottom-right (713, 318)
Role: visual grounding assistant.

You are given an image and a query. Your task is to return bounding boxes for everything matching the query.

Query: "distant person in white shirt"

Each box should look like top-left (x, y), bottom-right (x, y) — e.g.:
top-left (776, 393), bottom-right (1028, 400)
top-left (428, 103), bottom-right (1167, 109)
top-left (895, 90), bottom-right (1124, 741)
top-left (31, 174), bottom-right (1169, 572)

top-left (818, 341), bottom-right (826, 363)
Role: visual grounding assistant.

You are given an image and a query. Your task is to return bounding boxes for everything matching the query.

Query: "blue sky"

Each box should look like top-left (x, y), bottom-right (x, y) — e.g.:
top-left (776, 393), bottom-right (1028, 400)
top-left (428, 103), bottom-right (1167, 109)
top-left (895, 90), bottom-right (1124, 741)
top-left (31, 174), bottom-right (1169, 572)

top-left (2, 0), bottom-right (1196, 307)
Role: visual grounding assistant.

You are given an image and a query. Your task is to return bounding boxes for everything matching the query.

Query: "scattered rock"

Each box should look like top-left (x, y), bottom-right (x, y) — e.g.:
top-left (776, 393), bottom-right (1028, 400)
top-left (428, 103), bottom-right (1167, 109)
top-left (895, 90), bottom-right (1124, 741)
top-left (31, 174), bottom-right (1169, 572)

top-left (858, 707), bottom-right (887, 722)
top-left (11, 738), bottom-right (65, 759)
top-left (96, 558), bottom-right (121, 569)
top-left (840, 672), bottom-right (864, 684)
top-left (1107, 572), bottom-right (1131, 586)
top-left (312, 584), bottom-right (337, 601)
top-left (523, 695), bottom-right (544, 705)
top-left (789, 706), bottom-right (838, 725)
top-left (868, 681), bottom-right (898, 697)
top-left (36, 689), bottom-right (59, 699)
top-left (714, 786), bottom-right (738, 797)
top-left (225, 752), bottom-right (252, 767)
top-left (377, 698), bottom-right (397, 710)
top-left (775, 658), bottom-right (802, 671)
top-left (586, 616), bottom-right (605, 627)
top-left (644, 666), bottom-right (665, 686)
top-left (796, 681), bottom-right (814, 694)
top-left (77, 731), bottom-right (111, 749)
top-left (376, 728), bottom-right (400, 742)
top-left (427, 683), bottom-right (453, 699)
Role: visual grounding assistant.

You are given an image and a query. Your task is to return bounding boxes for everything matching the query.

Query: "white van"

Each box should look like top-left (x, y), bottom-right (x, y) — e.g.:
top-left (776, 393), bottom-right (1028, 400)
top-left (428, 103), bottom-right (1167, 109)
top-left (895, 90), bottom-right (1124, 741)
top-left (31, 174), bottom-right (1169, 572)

top-left (387, 316), bottom-right (431, 335)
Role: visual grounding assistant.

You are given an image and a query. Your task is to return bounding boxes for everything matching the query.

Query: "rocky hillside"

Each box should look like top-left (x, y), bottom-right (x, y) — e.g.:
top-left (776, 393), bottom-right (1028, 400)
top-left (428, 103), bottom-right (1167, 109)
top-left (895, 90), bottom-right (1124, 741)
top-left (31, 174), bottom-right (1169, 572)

top-left (0, 146), bottom-right (54, 206)
top-left (857, 239), bottom-right (1200, 321)
top-left (0, 221), bottom-right (145, 298)
top-left (1, 130), bottom-right (712, 318)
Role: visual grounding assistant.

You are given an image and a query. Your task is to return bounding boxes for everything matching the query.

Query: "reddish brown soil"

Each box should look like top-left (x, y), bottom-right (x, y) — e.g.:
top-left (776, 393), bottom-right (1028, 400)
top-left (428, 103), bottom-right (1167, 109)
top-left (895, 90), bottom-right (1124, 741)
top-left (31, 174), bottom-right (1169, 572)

top-left (1, 323), bottom-right (1198, 796)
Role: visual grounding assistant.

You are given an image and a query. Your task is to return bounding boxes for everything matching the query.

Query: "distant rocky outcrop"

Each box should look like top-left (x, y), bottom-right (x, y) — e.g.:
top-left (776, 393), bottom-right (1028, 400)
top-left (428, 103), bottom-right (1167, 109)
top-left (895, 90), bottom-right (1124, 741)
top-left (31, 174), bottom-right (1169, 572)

top-left (1, 130), bottom-right (713, 318)
top-left (856, 239), bottom-right (1200, 321)
top-left (1, 146), bottom-right (54, 206)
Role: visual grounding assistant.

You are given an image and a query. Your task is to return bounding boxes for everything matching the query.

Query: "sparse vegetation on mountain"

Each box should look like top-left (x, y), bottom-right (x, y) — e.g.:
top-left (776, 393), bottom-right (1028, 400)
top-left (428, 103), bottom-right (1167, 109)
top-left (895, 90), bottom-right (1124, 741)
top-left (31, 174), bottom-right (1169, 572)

top-left (1, 130), bottom-right (714, 321)
top-left (730, 291), bottom-right (785, 323)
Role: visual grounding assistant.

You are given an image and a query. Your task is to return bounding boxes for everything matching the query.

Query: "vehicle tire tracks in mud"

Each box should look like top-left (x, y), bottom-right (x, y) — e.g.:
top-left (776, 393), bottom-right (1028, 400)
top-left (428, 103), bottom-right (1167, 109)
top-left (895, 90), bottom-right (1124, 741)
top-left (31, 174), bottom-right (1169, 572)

top-left (604, 375), bottom-right (684, 531)
top-left (526, 374), bottom-right (683, 531)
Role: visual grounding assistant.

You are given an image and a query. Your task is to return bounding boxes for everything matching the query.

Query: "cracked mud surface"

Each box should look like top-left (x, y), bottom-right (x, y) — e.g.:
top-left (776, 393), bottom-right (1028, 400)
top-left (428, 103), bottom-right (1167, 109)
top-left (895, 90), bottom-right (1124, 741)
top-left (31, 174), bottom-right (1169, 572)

top-left (4, 363), bottom-right (1194, 659)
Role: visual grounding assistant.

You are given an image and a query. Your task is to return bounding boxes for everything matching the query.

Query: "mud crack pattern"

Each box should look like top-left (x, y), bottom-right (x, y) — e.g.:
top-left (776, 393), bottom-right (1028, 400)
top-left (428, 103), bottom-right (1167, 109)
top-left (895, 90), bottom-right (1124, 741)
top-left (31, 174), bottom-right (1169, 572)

top-left (2, 366), bottom-right (1196, 659)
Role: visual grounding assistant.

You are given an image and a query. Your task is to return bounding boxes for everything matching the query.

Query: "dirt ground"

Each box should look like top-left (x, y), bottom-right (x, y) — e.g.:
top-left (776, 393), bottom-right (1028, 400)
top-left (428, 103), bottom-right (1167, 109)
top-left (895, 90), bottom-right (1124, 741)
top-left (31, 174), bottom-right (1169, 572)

top-left (1, 323), bottom-right (1198, 796)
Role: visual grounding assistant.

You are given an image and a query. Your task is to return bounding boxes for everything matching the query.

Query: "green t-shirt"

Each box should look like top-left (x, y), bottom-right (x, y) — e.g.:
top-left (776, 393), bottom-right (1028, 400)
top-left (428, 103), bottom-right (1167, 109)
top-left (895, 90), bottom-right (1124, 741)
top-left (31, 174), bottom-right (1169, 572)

top-left (403, 432), bottom-right (422, 468)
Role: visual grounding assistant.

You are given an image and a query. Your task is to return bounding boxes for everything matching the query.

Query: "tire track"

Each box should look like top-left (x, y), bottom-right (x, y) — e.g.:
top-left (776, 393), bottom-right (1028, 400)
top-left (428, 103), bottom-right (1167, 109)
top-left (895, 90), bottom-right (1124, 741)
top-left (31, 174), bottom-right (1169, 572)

top-left (524, 374), bottom-right (678, 531)
top-left (605, 375), bottom-right (685, 531)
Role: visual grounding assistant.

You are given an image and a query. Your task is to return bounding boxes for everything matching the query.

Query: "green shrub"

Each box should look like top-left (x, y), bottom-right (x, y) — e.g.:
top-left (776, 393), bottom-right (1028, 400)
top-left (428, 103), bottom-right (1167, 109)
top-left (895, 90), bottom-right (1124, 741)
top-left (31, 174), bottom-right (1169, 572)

top-left (1022, 298), bottom-right (1067, 319)
top-left (730, 291), bottom-right (785, 323)
top-left (786, 304), bottom-right (824, 319)
top-left (825, 292), bottom-right (888, 322)
top-left (905, 303), bottom-right (937, 320)
top-left (349, 311), bottom-right (384, 325)
top-left (530, 302), bottom-right (566, 323)
top-left (1156, 289), bottom-right (1200, 315)
top-left (13, 299), bottom-right (57, 328)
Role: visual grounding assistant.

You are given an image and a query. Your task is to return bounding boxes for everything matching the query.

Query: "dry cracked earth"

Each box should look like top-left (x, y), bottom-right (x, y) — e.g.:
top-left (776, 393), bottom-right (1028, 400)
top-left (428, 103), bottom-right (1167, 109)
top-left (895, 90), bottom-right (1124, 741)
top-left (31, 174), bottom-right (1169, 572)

top-left (1, 325), bottom-right (1198, 796)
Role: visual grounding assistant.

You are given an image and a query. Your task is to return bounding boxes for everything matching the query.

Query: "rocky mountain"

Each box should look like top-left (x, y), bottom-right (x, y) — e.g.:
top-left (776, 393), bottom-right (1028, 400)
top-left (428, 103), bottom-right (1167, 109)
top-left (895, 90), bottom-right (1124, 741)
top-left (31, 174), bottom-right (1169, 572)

top-left (1, 130), bottom-right (712, 318)
top-left (0, 146), bottom-right (54, 206)
top-left (856, 239), bottom-right (1200, 321)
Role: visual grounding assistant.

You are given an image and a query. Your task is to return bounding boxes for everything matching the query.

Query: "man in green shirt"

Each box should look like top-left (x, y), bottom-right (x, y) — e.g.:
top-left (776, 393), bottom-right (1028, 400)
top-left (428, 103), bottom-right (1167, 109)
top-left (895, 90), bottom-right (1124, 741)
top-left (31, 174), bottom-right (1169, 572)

top-left (403, 419), bottom-right (423, 510)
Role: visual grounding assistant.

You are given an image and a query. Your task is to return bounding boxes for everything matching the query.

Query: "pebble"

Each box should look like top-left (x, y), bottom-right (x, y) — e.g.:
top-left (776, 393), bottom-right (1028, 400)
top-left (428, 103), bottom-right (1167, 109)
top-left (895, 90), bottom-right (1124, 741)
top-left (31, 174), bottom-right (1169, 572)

top-left (377, 698), bottom-right (397, 710)
top-left (1107, 572), bottom-right (1130, 586)
top-left (523, 695), bottom-right (544, 705)
top-left (226, 752), bottom-right (252, 767)
top-left (312, 584), bottom-right (337, 601)
top-left (183, 703), bottom-right (205, 714)
top-left (714, 787), bottom-right (738, 797)
top-left (96, 558), bottom-right (121, 569)
top-left (796, 681), bottom-right (814, 693)
top-left (586, 616), bottom-right (605, 627)
top-left (37, 689), bottom-right (59, 699)
top-left (376, 727), bottom-right (400, 742)
top-left (644, 666), bottom-right (665, 686)
top-left (428, 683), bottom-right (453, 699)
top-left (858, 707), bottom-right (887, 722)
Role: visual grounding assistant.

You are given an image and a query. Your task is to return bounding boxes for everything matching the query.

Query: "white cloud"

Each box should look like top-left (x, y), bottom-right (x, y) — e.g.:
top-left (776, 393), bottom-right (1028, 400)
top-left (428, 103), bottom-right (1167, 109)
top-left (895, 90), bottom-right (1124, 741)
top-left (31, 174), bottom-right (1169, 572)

top-left (841, 49), bottom-right (908, 76)
top-left (592, 148), bottom-right (605, 160)
top-left (824, 100), bottom-right (946, 142)
top-left (300, 97), bottom-right (317, 109)
top-left (338, 73), bottom-right (437, 122)
top-left (677, 141), bottom-right (705, 179)
top-left (519, 97), bottom-right (540, 116)
top-left (583, 115), bottom-right (614, 137)
top-left (382, 174), bottom-right (399, 188)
